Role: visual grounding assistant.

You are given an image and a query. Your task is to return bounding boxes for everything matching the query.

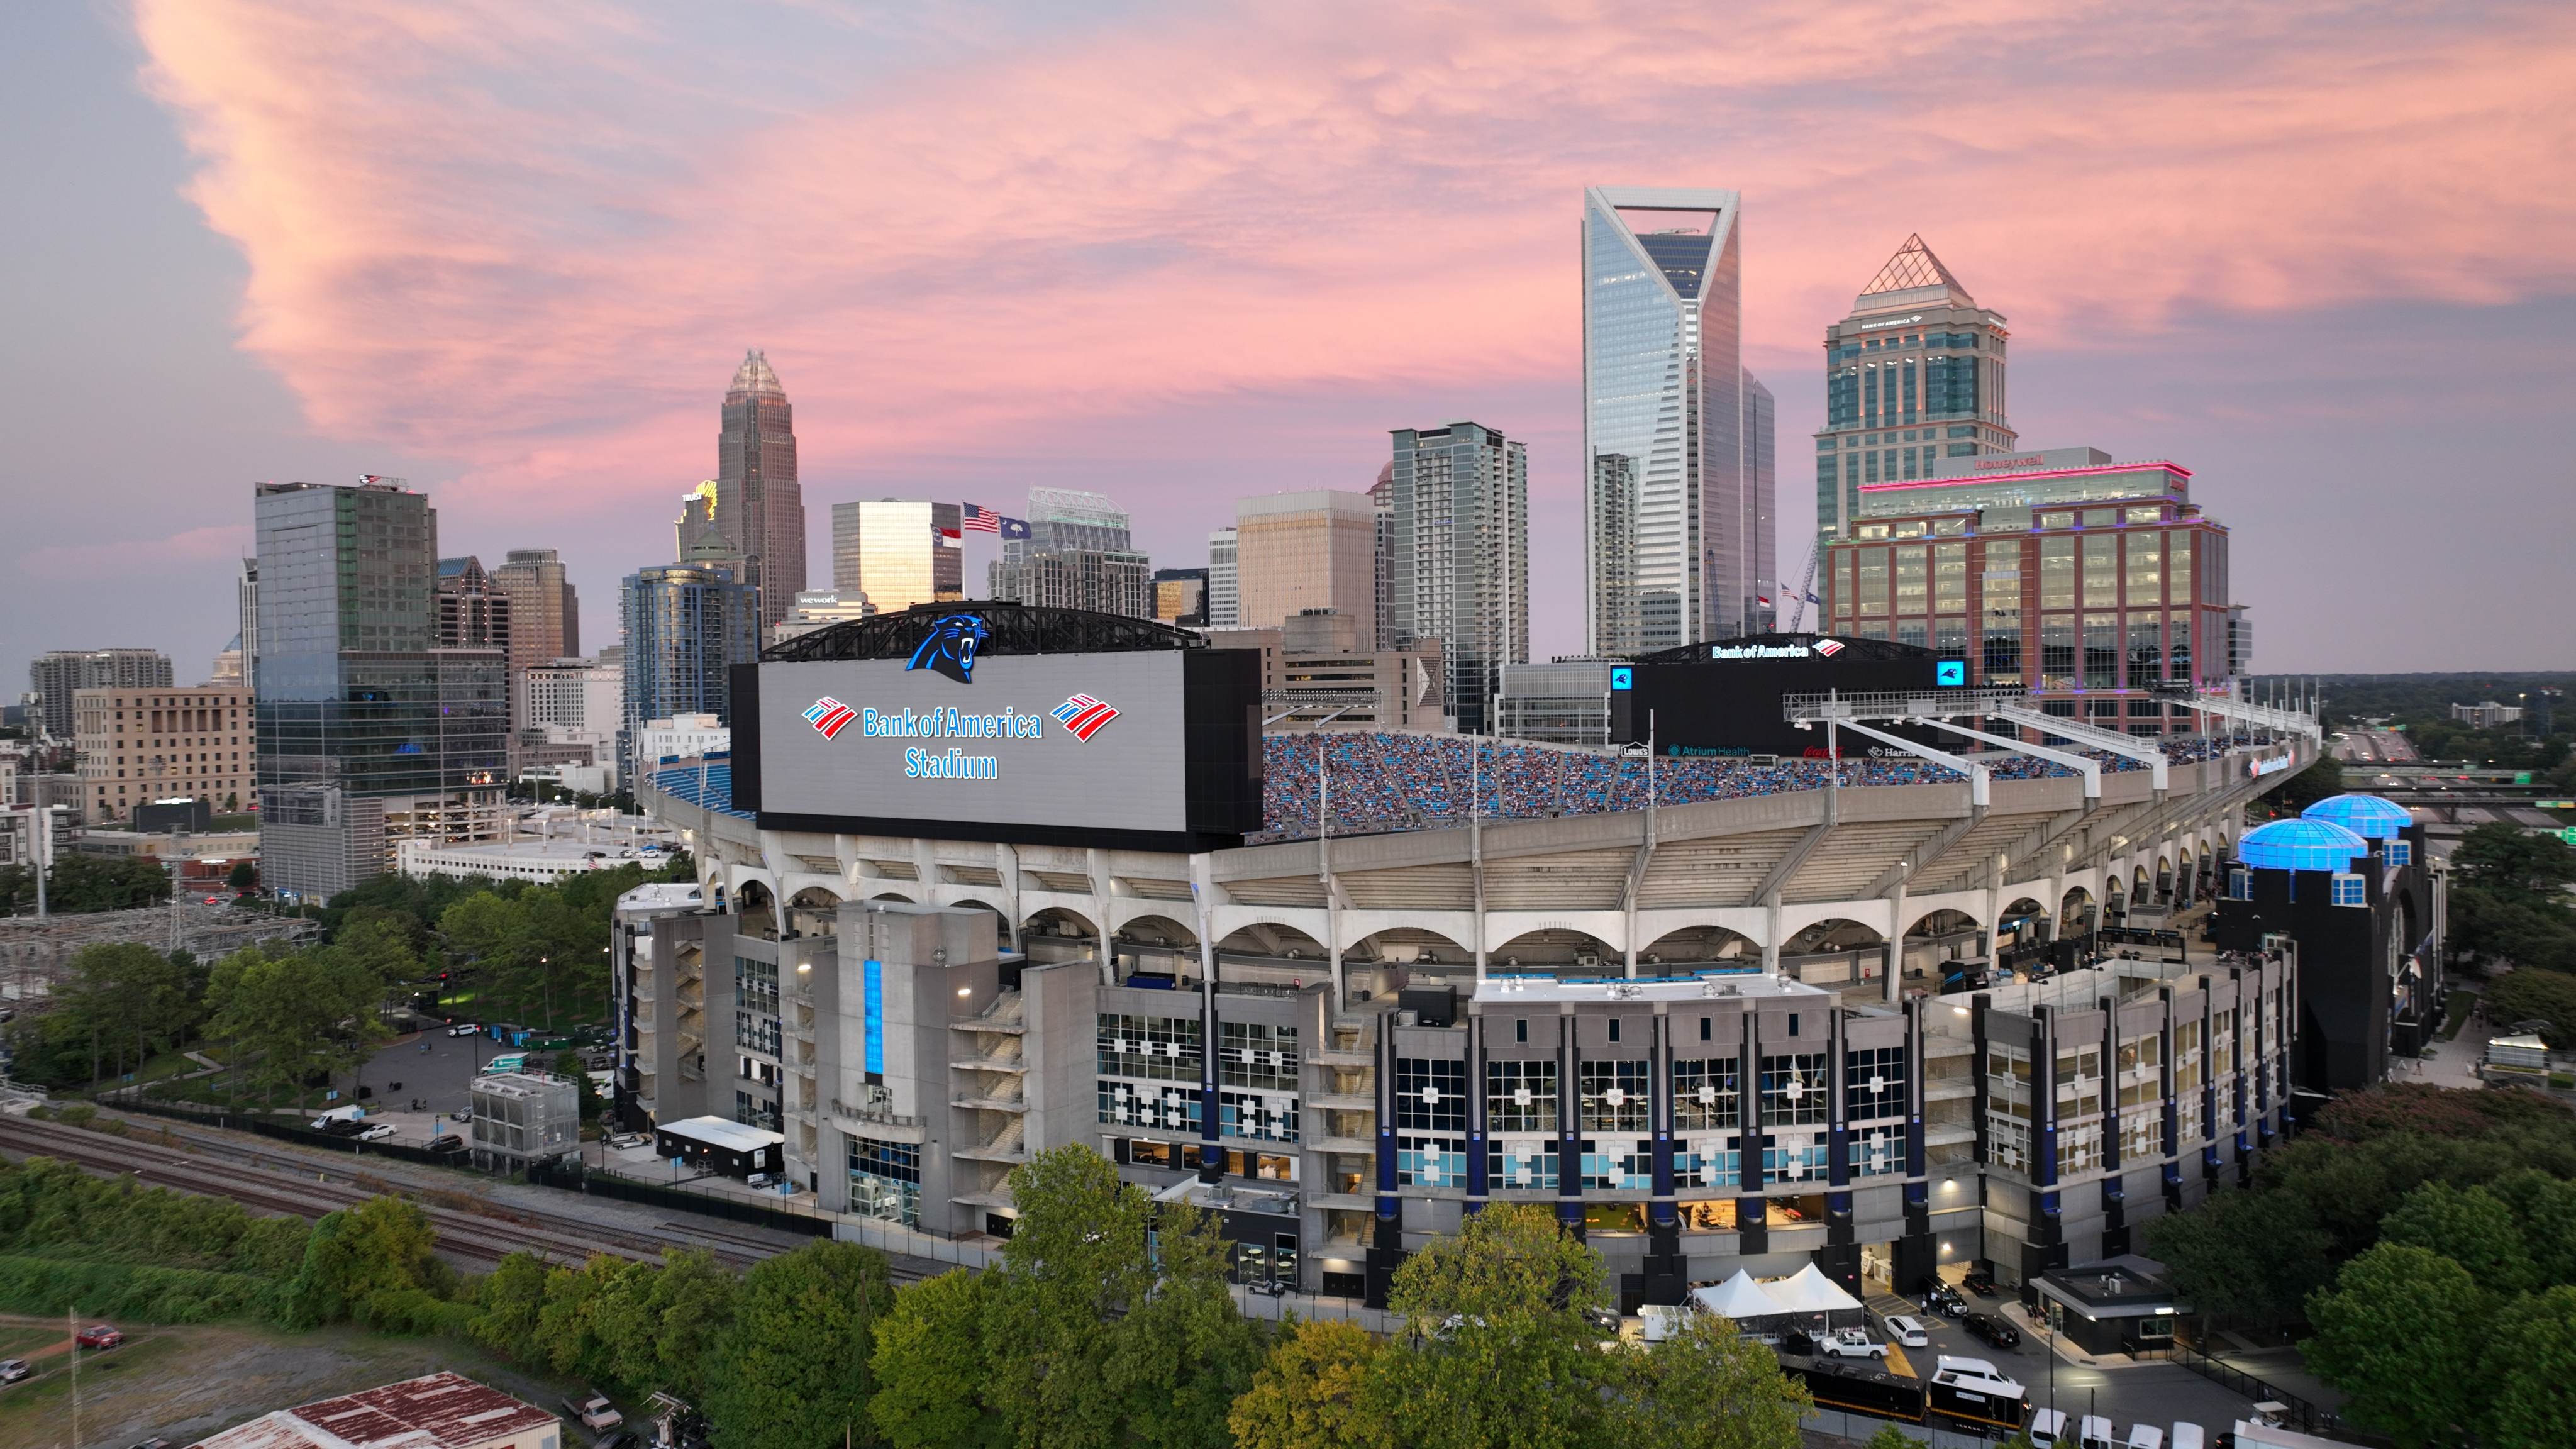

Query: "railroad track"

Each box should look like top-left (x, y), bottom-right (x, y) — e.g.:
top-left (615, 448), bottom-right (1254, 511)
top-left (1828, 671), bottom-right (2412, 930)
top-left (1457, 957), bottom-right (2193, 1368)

top-left (0, 1115), bottom-right (764, 1270)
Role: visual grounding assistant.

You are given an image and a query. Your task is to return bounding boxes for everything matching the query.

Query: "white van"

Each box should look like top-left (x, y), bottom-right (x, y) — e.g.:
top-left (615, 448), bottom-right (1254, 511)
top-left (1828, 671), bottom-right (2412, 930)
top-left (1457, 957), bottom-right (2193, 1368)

top-left (2170, 1424), bottom-right (2205, 1449)
top-left (2127, 1426), bottom-right (2164, 1449)
top-left (2029, 1409), bottom-right (2070, 1446)
top-left (311, 1104), bottom-right (365, 1129)
top-left (2080, 1416), bottom-right (2116, 1449)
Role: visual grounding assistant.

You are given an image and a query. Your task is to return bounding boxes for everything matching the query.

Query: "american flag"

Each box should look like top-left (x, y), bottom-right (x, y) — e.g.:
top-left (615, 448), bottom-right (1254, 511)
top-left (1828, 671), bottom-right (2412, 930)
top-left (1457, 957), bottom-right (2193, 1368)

top-left (962, 503), bottom-right (1001, 534)
top-left (1050, 693), bottom-right (1119, 741)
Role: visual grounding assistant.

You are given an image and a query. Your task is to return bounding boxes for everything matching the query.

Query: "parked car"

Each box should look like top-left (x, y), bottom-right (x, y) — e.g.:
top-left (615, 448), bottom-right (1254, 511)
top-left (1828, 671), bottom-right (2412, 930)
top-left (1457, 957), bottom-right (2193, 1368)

top-left (1880, 1314), bottom-right (1931, 1348)
top-left (202, 896), bottom-right (223, 905)
top-left (0, 1357), bottom-right (28, 1381)
top-left (356, 1123), bottom-right (398, 1143)
top-left (2029, 1408), bottom-right (2069, 1446)
top-left (564, 1392), bottom-right (623, 1431)
top-left (606, 1132), bottom-right (650, 1150)
top-left (130, 1438), bottom-right (172, 1449)
top-left (1781, 1328), bottom-right (1815, 1357)
top-left (1816, 1328), bottom-right (1889, 1360)
top-left (426, 1135), bottom-right (469, 1155)
top-left (448, 1023), bottom-right (479, 1037)
top-left (75, 1325), bottom-right (122, 1350)
top-left (1962, 1269), bottom-right (1997, 1297)
top-left (319, 1118), bottom-right (369, 1138)
top-left (1962, 1311), bottom-right (2021, 1350)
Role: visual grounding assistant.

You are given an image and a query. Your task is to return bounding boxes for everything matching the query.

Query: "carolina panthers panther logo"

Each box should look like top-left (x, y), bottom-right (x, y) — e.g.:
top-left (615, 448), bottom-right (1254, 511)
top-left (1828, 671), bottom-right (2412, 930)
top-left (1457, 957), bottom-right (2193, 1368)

top-left (907, 613), bottom-right (991, 684)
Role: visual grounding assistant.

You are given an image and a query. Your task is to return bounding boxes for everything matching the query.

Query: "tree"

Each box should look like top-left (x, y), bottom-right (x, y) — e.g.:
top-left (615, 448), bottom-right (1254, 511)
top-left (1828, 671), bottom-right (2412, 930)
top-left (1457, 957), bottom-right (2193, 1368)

top-left (2479, 1285), bottom-right (2576, 1446)
top-left (592, 1246), bottom-right (738, 1404)
top-left (1367, 1202), bottom-right (1616, 1449)
top-left (702, 1240), bottom-right (894, 1449)
top-left (1228, 1319), bottom-right (1390, 1449)
top-left (872, 1269), bottom-right (1003, 1449)
top-left (1613, 1310), bottom-right (1811, 1449)
top-left (283, 1195), bottom-right (450, 1328)
top-left (2484, 969), bottom-right (2576, 1046)
top-left (227, 860), bottom-right (258, 893)
top-left (979, 1144), bottom-right (1258, 1449)
top-left (2, 941), bottom-right (198, 1087)
top-left (2304, 1244), bottom-right (2483, 1448)
top-left (204, 941), bottom-right (390, 1108)
top-left (2381, 1181), bottom-right (2538, 1295)
top-left (555, 1050), bottom-right (607, 1129)
top-left (2454, 823), bottom-right (2576, 909)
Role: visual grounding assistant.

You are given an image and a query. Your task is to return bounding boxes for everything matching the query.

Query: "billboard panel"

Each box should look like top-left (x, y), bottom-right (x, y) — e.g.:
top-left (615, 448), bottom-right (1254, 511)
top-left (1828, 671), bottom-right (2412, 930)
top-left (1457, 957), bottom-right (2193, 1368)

top-left (1613, 635), bottom-right (1942, 758)
top-left (740, 647), bottom-right (1261, 850)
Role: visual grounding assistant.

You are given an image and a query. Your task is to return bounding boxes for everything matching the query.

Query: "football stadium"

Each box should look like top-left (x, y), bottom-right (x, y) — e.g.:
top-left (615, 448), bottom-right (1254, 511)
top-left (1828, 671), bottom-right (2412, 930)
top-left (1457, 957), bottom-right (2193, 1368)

top-left (621, 602), bottom-right (2323, 1310)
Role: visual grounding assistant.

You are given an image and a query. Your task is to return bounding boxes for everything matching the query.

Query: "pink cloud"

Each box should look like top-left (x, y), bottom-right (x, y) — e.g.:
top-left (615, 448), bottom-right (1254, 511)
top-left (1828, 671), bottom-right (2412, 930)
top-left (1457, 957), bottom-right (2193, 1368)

top-left (19, 523), bottom-right (253, 580)
top-left (126, 0), bottom-right (2576, 530)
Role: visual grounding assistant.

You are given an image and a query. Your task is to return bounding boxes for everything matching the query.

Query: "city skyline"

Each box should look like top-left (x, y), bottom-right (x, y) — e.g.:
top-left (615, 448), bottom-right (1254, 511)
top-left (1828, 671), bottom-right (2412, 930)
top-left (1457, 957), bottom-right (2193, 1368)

top-left (6, 4), bottom-right (2574, 679)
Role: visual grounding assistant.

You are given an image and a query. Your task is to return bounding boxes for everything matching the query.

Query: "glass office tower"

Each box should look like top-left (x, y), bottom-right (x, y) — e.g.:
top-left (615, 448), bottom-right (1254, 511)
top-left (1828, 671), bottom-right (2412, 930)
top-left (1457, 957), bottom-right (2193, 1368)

top-left (1814, 235), bottom-right (2018, 543)
top-left (254, 480), bottom-right (506, 896)
top-left (1388, 421), bottom-right (1528, 735)
top-left (619, 563), bottom-right (758, 776)
top-left (1581, 186), bottom-right (1773, 653)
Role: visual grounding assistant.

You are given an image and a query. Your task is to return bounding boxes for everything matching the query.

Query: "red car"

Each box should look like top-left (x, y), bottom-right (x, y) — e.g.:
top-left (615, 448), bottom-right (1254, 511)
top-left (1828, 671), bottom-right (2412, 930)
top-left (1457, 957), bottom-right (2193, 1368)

top-left (75, 1325), bottom-right (121, 1350)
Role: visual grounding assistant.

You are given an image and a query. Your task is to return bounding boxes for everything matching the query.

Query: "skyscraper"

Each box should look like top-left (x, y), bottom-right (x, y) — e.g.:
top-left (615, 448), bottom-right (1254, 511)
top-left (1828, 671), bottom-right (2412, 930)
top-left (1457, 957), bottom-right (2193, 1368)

top-left (989, 489), bottom-right (1152, 618)
top-left (619, 564), bottom-right (758, 778)
top-left (1814, 235), bottom-right (2017, 541)
top-left (716, 350), bottom-right (806, 632)
top-left (254, 480), bottom-right (506, 898)
top-left (1580, 186), bottom-right (1774, 652)
top-left (1232, 491), bottom-right (1378, 638)
top-left (1388, 421), bottom-right (1528, 735)
top-left (831, 500), bottom-right (961, 614)
top-left (435, 556), bottom-right (512, 652)
top-left (490, 548), bottom-right (580, 667)
top-left (1206, 528), bottom-right (1240, 627)
top-left (27, 649), bottom-right (170, 740)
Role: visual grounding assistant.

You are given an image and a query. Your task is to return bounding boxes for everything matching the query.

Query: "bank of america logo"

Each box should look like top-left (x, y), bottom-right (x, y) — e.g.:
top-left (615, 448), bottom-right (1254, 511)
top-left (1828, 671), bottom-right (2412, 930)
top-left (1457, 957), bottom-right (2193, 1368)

top-left (804, 697), bottom-right (857, 738)
top-left (1050, 694), bottom-right (1119, 741)
top-left (1813, 638), bottom-right (1846, 657)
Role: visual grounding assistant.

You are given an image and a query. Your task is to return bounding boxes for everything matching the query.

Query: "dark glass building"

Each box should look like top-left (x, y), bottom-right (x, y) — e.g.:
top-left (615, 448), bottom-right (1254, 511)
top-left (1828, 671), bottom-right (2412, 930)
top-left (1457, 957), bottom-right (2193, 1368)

top-left (253, 480), bottom-right (507, 897)
top-left (619, 564), bottom-right (758, 775)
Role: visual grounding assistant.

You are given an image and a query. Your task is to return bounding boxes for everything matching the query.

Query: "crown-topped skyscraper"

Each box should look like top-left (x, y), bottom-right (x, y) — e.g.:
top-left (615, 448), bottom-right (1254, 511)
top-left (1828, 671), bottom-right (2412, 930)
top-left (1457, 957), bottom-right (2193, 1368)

top-left (716, 349), bottom-right (807, 632)
top-left (1580, 186), bottom-right (1775, 655)
top-left (1813, 236), bottom-right (2018, 541)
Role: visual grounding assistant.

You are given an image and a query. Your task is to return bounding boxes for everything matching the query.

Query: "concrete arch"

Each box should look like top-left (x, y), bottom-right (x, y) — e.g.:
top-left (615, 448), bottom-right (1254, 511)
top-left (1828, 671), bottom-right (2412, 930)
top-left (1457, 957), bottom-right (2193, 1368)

top-left (1113, 912), bottom-right (1199, 949)
top-left (1637, 924), bottom-right (1757, 969)
top-left (1025, 905), bottom-right (1099, 941)
top-left (735, 877), bottom-right (780, 938)
top-left (1491, 927), bottom-right (1623, 972)
top-left (868, 889), bottom-right (918, 904)
top-left (1777, 917), bottom-right (1884, 955)
top-left (1904, 908), bottom-right (1980, 940)
top-left (2059, 886), bottom-right (2096, 936)
top-left (1353, 926), bottom-right (1471, 966)
top-left (1214, 919), bottom-right (1328, 961)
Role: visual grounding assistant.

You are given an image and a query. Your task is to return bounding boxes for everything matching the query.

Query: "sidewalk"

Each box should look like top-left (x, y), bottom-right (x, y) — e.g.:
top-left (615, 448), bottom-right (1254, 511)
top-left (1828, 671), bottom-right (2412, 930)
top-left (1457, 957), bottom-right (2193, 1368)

top-left (2001, 1301), bottom-right (2136, 1370)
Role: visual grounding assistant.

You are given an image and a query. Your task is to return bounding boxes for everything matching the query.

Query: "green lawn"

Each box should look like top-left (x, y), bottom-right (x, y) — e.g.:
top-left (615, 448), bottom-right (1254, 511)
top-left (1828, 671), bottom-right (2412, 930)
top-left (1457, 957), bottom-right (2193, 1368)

top-left (2443, 987), bottom-right (2482, 1041)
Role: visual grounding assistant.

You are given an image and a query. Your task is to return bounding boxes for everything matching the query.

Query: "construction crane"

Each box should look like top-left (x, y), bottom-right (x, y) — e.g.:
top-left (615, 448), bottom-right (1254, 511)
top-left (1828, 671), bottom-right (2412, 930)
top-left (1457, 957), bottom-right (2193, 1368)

top-left (1784, 540), bottom-right (1822, 633)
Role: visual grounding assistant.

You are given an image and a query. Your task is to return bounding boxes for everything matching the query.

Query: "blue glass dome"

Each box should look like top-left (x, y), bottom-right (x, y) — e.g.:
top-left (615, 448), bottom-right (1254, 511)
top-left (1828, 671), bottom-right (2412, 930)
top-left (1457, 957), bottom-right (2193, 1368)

top-left (2238, 818), bottom-right (2371, 872)
top-left (2301, 793), bottom-right (2413, 840)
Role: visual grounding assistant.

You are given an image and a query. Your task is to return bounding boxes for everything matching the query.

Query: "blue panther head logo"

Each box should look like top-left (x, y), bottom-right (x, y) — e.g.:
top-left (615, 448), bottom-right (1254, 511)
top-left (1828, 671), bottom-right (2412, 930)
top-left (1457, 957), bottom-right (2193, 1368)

top-left (907, 613), bottom-right (992, 684)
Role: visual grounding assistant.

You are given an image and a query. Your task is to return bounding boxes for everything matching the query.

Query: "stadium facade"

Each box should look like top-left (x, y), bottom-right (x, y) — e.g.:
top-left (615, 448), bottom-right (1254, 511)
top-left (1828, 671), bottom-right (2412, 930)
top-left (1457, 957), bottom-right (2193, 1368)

top-left (622, 604), bottom-right (2320, 1309)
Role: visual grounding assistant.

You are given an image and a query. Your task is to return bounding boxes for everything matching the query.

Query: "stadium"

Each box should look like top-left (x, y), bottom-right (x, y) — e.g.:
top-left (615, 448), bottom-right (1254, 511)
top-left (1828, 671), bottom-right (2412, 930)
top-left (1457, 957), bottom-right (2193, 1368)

top-left (621, 602), bottom-right (2316, 1310)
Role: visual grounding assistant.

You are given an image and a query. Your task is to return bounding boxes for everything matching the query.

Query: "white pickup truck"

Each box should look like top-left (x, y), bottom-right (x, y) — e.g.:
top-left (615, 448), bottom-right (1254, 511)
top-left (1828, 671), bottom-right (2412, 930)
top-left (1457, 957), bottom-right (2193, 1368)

top-left (1816, 1327), bottom-right (1889, 1360)
top-left (565, 1392), bottom-right (623, 1431)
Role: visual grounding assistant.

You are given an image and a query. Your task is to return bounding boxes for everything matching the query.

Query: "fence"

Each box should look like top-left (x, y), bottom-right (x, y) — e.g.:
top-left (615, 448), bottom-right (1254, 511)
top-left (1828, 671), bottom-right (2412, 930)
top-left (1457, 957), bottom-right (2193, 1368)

top-left (111, 1096), bottom-right (474, 1169)
top-left (2168, 1343), bottom-right (2385, 1446)
top-left (525, 1163), bottom-right (833, 1238)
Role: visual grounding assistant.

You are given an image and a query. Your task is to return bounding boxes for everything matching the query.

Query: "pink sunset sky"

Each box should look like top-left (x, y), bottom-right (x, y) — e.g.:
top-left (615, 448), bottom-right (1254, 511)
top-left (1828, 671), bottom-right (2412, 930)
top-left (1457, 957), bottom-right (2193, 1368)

top-left (5, 0), bottom-right (2574, 674)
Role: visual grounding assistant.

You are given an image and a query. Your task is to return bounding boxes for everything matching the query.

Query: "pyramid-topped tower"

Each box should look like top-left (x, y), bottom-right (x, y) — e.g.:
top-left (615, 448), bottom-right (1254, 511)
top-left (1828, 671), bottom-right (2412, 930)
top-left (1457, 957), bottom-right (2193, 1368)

top-left (715, 348), bottom-right (805, 632)
top-left (1811, 239), bottom-right (2016, 542)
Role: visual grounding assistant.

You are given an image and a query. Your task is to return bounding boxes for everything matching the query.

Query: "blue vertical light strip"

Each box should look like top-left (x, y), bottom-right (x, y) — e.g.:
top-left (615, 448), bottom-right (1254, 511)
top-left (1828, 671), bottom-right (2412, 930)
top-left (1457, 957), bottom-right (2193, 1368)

top-left (863, 959), bottom-right (884, 1075)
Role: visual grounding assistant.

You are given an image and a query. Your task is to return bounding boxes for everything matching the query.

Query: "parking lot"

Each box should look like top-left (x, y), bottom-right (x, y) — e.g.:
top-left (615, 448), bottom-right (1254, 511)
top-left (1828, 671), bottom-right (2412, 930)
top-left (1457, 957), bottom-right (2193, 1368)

top-left (1836, 1285), bottom-right (2282, 1442)
top-left (311, 1021), bottom-right (604, 1150)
